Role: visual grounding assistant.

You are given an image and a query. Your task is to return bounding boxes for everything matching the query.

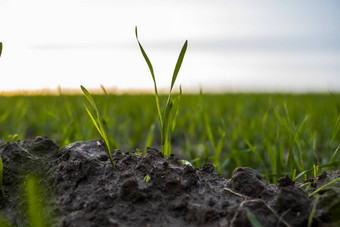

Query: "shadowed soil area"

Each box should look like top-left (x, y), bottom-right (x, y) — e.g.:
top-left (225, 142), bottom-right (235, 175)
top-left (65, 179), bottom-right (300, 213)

top-left (0, 137), bottom-right (339, 226)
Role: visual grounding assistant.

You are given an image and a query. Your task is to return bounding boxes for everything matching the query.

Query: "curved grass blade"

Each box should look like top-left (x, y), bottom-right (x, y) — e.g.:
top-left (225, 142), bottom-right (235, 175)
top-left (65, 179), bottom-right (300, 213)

top-left (81, 86), bottom-right (99, 113)
top-left (84, 105), bottom-right (102, 137)
top-left (0, 42), bottom-right (2, 57)
top-left (0, 156), bottom-right (5, 198)
top-left (309, 177), bottom-right (340, 197)
top-left (81, 86), bottom-right (116, 168)
top-left (135, 26), bottom-right (163, 128)
top-left (170, 40), bottom-right (188, 91)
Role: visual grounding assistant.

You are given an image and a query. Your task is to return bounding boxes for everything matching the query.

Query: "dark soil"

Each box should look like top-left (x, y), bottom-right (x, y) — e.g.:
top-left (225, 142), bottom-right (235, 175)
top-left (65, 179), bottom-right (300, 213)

top-left (0, 136), bottom-right (339, 226)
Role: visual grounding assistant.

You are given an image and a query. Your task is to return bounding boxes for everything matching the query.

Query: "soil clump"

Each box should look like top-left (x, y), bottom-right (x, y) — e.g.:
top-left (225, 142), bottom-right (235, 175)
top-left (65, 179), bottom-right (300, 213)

top-left (0, 137), bottom-right (339, 226)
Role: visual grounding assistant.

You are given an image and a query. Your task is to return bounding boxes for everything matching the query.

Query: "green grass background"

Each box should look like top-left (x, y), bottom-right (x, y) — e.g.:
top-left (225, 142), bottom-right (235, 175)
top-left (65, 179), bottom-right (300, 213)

top-left (0, 92), bottom-right (339, 181)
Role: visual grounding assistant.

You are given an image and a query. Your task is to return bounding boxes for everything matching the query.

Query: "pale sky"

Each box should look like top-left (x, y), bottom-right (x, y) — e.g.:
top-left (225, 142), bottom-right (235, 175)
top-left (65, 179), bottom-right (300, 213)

top-left (0, 0), bottom-right (340, 92)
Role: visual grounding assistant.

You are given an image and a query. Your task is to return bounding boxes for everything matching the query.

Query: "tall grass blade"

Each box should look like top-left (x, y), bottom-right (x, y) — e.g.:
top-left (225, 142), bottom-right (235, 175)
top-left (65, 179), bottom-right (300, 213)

top-left (81, 86), bottom-right (99, 113)
top-left (135, 26), bottom-right (162, 128)
top-left (170, 40), bottom-right (188, 91)
top-left (0, 42), bottom-right (2, 57)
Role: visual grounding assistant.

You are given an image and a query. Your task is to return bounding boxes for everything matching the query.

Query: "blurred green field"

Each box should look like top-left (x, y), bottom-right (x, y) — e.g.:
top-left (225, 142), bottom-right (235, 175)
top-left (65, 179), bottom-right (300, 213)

top-left (0, 92), bottom-right (339, 181)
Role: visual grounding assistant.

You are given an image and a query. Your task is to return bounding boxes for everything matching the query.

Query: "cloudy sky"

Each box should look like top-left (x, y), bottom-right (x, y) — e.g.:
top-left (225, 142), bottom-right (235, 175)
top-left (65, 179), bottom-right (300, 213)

top-left (0, 0), bottom-right (340, 92)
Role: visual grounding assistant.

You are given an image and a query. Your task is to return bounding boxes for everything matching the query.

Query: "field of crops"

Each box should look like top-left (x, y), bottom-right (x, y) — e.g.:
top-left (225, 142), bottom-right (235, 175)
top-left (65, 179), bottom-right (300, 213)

top-left (1, 92), bottom-right (339, 181)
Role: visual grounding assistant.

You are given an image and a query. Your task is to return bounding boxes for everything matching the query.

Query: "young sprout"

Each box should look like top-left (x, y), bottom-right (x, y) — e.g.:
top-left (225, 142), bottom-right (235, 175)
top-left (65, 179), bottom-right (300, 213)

top-left (81, 86), bottom-right (117, 168)
top-left (135, 26), bottom-right (188, 156)
top-left (26, 175), bottom-right (47, 227)
top-left (144, 174), bottom-right (151, 183)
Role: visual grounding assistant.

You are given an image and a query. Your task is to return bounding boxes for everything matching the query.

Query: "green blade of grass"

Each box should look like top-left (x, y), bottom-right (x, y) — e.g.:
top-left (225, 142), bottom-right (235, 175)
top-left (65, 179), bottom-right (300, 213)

top-left (309, 177), bottom-right (340, 197)
top-left (162, 98), bottom-right (173, 156)
top-left (96, 113), bottom-right (116, 167)
top-left (144, 122), bottom-right (155, 154)
top-left (100, 84), bottom-right (108, 96)
top-left (170, 40), bottom-right (188, 91)
top-left (331, 114), bottom-right (340, 147)
top-left (84, 105), bottom-right (102, 137)
top-left (246, 209), bottom-right (263, 227)
top-left (308, 194), bottom-right (320, 227)
top-left (329, 144), bottom-right (340, 164)
top-left (26, 175), bottom-right (46, 227)
top-left (245, 140), bottom-right (270, 181)
top-left (0, 42), bottom-right (2, 57)
top-left (81, 86), bottom-right (116, 167)
top-left (135, 26), bottom-right (163, 128)
top-left (81, 86), bottom-right (99, 113)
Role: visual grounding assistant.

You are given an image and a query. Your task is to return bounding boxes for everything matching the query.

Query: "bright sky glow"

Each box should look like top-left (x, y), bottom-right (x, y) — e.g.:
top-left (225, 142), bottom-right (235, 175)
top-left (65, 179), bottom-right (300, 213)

top-left (0, 0), bottom-right (340, 92)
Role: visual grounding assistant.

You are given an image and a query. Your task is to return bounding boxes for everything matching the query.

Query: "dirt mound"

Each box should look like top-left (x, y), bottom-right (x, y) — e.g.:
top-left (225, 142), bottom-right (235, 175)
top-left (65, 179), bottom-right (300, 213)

top-left (0, 137), bottom-right (339, 226)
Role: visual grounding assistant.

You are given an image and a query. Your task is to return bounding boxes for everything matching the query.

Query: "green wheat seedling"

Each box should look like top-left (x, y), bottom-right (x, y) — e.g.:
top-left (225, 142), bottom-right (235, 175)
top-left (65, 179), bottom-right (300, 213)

top-left (135, 26), bottom-right (188, 156)
top-left (25, 175), bottom-right (47, 227)
top-left (308, 194), bottom-right (320, 227)
top-left (309, 176), bottom-right (340, 197)
top-left (81, 86), bottom-right (117, 168)
top-left (0, 156), bottom-right (5, 198)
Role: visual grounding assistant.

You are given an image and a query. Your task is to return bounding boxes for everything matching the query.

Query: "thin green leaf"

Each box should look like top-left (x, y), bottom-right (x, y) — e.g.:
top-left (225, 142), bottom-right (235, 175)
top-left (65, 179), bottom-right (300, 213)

top-left (81, 86), bottom-right (98, 112)
top-left (204, 114), bottom-right (216, 149)
top-left (246, 209), bottom-right (263, 227)
top-left (100, 84), bottom-right (108, 96)
top-left (135, 26), bottom-right (163, 127)
top-left (309, 177), bottom-right (340, 197)
top-left (170, 40), bottom-right (188, 91)
top-left (81, 86), bottom-right (116, 167)
top-left (329, 144), bottom-right (340, 164)
top-left (0, 42), bottom-right (2, 57)
top-left (84, 105), bottom-right (102, 138)
top-left (308, 194), bottom-right (320, 227)
top-left (144, 123), bottom-right (155, 154)
top-left (245, 140), bottom-right (270, 181)
top-left (26, 175), bottom-right (46, 227)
